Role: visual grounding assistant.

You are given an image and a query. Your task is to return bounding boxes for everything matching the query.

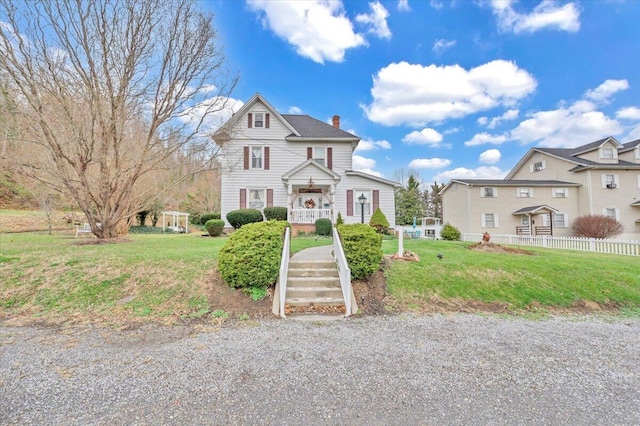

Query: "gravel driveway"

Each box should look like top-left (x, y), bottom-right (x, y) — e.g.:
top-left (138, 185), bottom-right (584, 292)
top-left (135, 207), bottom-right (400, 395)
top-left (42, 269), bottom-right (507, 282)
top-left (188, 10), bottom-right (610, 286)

top-left (1, 314), bottom-right (639, 425)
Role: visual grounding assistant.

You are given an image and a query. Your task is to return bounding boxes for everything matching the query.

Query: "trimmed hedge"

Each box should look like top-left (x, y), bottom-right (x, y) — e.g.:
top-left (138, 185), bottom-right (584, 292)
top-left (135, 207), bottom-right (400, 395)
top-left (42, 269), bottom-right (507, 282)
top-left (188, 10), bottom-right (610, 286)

top-left (337, 223), bottom-right (383, 280)
top-left (369, 207), bottom-right (390, 234)
top-left (315, 218), bottom-right (332, 236)
top-left (218, 220), bottom-right (288, 289)
top-left (440, 223), bottom-right (461, 240)
top-left (205, 219), bottom-right (225, 237)
top-left (264, 206), bottom-right (288, 221)
top-left (226, 209), bottom-right (264, 229)
top-left (200, 212), bottom-right (221, 225)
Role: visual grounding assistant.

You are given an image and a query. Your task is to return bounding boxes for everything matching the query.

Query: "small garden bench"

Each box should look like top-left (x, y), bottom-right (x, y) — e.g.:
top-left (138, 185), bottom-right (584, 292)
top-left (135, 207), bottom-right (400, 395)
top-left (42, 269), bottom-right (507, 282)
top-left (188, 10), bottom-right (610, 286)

top-left (75, 223), bottom-right (93, 238)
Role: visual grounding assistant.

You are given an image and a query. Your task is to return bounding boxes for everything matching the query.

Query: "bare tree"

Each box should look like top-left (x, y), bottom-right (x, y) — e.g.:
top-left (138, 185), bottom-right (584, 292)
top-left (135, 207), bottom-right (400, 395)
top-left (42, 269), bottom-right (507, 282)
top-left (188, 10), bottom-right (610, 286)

top-left (572, 215), bottom-right (624, 239)
top-left (0, 0), bottom-right (237, 238)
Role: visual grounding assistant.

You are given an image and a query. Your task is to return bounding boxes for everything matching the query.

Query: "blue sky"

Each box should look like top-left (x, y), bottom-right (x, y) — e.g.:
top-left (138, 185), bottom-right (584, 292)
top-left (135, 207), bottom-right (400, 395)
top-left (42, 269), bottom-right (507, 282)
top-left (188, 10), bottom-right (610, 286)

top-left (207, 0), bottom-right (640, 185)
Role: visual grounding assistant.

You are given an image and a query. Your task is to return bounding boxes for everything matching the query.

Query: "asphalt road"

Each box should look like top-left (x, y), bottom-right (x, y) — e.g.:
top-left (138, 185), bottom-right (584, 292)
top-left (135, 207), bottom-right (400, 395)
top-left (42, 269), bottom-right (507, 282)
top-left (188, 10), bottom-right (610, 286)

top-left (1, 314), bottom-right (639, 425)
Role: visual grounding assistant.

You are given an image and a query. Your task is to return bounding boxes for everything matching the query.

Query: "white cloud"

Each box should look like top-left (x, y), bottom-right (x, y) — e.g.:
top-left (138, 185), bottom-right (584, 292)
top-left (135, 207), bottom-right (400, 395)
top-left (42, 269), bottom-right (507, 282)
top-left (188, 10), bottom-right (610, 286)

top-left (477, 116), bottom-right (489, 126)
top-left (483, 109), bottom-right (519, 129)
top-left (180, 96), bottom-right (244, 133)
top-left (398, 0), bottom-right (411, 12)
top-left (430, 0), bottom-right (443, 10)
top-left (356, 1), bottom-right (392, 39)
top-left (617, 106), bottom-right (640, 120)
top-left (464, 132), bottom-right (508, 146)
top-left (352, 155), bottom-right (383, 177)
top-left (492, 0), bottom-right (581, 34)
top-left (584, 79), bottom-right (629, 103)
top-left (288, 106), bottom-right (303, 114)
top-left (434, 166), bottom-right (507, 182)
top-left (510, 101), bottom-right (623, 148)
top-left (479, 149), bottom-right (502, 164)
top-left (402, 128), bottom-right (444, 145)
top-left (355, 138), bottom-right (392, 152)
top-left (408, 158), bottom-right (452, 169)
top-left (247, 0), bottom-right (366, 64)
top-left (364, 60), bottom-right (536, 126)
top-left (432, 39), bottom-right (456, 53)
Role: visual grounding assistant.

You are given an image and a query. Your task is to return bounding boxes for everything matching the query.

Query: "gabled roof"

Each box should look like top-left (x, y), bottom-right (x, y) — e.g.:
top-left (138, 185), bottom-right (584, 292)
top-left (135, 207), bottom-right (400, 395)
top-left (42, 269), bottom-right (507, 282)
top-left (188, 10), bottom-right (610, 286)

top-left (213, 93), bottom-right (299, 144)
top-left (345, 171), bottom-right (402, 188)
top-left (570, 136), bottom-right (622, 156)
top-left (505, 136), bottom-right (640, 179)
top-left (282, 115), bottom-right (358, 140)
top-left (620, 139), bottom-right (640, 153)
top-left (512, 205), bottom-right (559, 215)
top-left (281, 159), bottom-right (341, 183)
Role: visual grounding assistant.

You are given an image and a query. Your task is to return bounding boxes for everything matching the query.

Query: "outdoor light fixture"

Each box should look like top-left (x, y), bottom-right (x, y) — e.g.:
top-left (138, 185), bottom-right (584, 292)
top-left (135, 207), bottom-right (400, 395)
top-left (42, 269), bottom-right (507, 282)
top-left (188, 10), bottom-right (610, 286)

top-left (358, 192), bottom-right (367, 224)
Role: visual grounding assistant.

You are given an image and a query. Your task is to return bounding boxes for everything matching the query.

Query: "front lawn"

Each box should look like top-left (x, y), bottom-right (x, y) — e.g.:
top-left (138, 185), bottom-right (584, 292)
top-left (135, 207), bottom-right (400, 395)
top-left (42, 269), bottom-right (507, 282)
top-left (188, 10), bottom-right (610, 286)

top-left (383, 239), bottom-right (640, 314)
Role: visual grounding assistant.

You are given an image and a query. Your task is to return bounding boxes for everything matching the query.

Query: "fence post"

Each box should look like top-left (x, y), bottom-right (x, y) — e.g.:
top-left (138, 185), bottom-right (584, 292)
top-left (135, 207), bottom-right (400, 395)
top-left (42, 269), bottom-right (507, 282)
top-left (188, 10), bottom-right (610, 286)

top-left (589, 238), bottom-right (595, 252)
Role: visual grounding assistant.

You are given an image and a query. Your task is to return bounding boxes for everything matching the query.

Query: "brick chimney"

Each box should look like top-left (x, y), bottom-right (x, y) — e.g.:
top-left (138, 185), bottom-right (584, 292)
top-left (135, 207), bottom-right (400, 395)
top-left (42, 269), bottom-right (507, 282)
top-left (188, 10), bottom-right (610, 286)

top-left (332, 115), bottom-right (340, 129)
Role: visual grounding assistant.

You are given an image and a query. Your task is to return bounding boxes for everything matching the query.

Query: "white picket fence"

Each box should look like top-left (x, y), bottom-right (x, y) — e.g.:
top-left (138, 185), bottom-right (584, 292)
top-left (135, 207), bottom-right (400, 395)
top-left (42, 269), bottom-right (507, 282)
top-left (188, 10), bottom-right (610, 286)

top-left (462, 233), bottom-right (640, 256)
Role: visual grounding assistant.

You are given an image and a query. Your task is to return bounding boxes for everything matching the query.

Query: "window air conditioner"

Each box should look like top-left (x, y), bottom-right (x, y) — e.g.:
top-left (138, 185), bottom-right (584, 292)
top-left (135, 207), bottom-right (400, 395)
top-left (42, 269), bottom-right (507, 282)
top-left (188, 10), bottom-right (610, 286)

top-left (606, 183), bottom-right (617, 189)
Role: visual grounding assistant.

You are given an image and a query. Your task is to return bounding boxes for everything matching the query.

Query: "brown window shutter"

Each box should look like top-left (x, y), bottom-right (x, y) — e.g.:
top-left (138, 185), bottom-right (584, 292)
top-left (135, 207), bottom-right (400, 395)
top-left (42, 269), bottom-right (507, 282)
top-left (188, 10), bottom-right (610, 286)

top-left (307, 147), bottom-right (312, 160)
top-left (327, 147), bottom-right (333, 170)
top-left (265, 113), bottom-right (270, 129)
top-left (243, 146), bottom-right (249, 170)
top-left (240, 189), bottom-right (246, 209)
top-left (267, 189), bottom-right (273, 207)
top-left (373, 190), bottom-right (380, 211)
top-left (347, 190), bottom-right (353, 216)
top-left (247, 113), bottom-right (252, 128)
top-left (264, 146), bottom-right (270, 170)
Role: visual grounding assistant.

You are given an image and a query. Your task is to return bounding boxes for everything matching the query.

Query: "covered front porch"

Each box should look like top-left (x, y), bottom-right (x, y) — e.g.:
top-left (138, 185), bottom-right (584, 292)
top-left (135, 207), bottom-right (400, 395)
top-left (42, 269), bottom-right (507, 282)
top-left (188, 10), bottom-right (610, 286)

top-left (282, 159), bottom-right (341, 225)
top-left (513, 205), bottom-right (559, 236)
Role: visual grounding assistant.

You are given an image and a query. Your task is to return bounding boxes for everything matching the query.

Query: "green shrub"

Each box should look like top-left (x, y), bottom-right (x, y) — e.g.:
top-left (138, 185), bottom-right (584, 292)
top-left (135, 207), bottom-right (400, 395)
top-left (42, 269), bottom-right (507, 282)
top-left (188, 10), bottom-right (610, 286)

top-left (129, 226), bottom-right (164, 234)
top-left (337, 223), bottom-right (383, 280)
top-left (189, 213), bottom-right (201, 225)
top-left (200, 212), bottom-right (221, 225)
top-left (218, 220), bottom-right (287, 289)
top-left (264, 206), bottom-right (288, 221)
top-left (440, 223), bottom-right (461, 241)
top-left (335, 212), bottom-right (344, 226)
top-left (226, 209), bottom-right (264, 229)
top-left (369, 207), bottom-right (390, 234)
top-left (315, 218), bottom-right (332, 236)
top-left (205, 219), bottom-right (225, 237)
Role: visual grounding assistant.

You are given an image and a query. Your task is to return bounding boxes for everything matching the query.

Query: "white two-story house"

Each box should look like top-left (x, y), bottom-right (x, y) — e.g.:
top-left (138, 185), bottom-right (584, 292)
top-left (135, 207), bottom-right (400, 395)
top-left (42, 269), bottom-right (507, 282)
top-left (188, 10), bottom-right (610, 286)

top-left (213, 93), bottom-right (400, 232)
top-left (441, 137), bottom-right (640, 240)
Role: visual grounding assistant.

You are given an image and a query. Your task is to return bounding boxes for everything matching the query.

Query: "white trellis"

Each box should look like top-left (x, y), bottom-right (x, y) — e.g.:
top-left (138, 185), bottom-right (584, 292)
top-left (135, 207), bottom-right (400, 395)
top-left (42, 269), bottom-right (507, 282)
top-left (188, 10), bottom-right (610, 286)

top-left (161, 211), bottom-right (189, 233)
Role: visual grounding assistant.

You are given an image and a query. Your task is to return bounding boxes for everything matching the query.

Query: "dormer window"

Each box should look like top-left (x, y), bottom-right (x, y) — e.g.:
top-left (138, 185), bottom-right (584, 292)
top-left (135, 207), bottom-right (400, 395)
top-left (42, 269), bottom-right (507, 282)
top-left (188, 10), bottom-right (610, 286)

top-left (601, 147), bottom-right (615, 160)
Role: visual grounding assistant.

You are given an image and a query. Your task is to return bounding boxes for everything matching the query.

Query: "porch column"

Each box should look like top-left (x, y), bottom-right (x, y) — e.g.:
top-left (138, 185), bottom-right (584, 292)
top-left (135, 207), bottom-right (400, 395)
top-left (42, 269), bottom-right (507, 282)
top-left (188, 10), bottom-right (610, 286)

top-left (287, 184), bottom-right (293, 222)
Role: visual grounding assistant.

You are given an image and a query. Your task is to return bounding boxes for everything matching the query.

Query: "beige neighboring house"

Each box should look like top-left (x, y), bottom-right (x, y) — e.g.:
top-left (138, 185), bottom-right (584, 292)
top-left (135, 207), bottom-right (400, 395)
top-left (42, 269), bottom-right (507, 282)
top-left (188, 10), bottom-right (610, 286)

top-left (213, 93), bottom-right (400, 231)
top-left (441, 137), bottom-right (640, 240)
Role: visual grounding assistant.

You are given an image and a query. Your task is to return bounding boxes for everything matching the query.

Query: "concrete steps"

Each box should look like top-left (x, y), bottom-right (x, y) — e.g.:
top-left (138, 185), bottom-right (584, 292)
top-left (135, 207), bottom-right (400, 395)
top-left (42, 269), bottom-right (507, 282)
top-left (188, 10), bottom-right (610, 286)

top-left (285, 260), bottom-right (345, 308)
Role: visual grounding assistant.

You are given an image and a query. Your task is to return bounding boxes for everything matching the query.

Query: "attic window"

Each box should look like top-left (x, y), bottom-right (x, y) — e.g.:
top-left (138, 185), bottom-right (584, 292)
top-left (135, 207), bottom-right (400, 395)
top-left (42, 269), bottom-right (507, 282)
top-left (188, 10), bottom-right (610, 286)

top-left (533, 161), bottom-right (544, 171)
top-left (601, 148), bottom-right (614, 159)
top-left (254, 113), bottom-right (264, 128)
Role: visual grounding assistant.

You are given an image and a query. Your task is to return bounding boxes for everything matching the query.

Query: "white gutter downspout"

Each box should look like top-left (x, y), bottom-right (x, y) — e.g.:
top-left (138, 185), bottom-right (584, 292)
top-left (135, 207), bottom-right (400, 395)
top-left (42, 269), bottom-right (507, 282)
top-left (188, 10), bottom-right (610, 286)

top-left (587, 170), bottom-right (594, 215)
top-left (467, 184), bottom-right (471, 234)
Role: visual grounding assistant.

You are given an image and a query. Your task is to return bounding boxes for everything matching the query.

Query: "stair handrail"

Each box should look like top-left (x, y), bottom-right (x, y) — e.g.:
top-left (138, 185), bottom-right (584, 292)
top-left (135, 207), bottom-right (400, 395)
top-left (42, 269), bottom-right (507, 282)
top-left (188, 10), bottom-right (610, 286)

top-left (332, 226), bottom-right (352, 316)
top-left (278, 226), bottom-right (291, 318)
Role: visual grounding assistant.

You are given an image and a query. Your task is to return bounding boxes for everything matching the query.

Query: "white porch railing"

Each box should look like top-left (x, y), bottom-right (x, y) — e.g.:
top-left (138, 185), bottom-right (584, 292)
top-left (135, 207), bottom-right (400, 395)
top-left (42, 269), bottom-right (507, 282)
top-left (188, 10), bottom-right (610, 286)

top-left (289, 208), bottom-right (331, 224)
top-left (333, 226), bottom-right (355, 316)
top-left (277, 227), bottom-right (291, 318)
top-left (462, 233), bottom-right (640, 256)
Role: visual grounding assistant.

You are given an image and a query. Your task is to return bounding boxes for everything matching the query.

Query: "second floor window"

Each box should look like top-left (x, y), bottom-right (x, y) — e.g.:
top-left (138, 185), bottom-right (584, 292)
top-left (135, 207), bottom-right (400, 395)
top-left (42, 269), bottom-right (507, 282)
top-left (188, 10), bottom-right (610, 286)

top-left (482, 187), bottom-right (495, 198)
top-left (517, 188), bottom-right (531, 198)
top-left (553, 188), bottom-right (568, 198)
top-left (313, 147), bottom-right (326, 166)
top-left (251, 147), bottom-right (263, 169)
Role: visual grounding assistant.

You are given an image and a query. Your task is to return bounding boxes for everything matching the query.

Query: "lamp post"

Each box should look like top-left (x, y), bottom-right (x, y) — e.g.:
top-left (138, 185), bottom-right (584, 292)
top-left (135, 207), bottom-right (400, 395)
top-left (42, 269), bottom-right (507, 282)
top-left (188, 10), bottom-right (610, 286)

top-left (358, 192), bottom-right (367, 224)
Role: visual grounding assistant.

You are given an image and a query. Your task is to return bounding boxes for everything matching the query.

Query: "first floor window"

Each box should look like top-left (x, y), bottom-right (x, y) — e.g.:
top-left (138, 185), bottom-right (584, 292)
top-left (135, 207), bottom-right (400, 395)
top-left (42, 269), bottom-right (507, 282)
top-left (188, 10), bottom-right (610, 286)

top-left (482, 213), bottom-right (497, 228)
top-left (553, 213), bottom-right (568, 228)
top-left (249, 189), bottom-right (265, 209)
top-left (354, 190), bottom-right (372, 216)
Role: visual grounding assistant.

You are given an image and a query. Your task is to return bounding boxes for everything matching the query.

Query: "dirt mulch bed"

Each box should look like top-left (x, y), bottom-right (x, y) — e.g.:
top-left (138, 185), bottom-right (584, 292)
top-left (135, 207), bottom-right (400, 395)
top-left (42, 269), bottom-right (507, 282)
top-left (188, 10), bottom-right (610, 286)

top-left (468, 242), bottom-right (534, 255)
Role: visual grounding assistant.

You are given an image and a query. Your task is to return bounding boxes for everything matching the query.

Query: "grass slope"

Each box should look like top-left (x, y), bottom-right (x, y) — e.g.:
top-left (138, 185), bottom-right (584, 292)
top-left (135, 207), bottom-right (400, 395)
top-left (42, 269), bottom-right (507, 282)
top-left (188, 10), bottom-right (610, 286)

top-left (384, 239), bottom-right (640, 313)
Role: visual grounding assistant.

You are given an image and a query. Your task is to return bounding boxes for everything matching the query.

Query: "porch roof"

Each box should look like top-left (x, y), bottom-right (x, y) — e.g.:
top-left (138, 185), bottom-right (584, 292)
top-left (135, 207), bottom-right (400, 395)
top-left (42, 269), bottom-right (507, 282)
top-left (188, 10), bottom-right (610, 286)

top-left (512, 205), bottom-right (559, 215)
top-left (631, 200), bottom-right (640, 207)
top-left (281, 159), bottom-right (341, 184)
